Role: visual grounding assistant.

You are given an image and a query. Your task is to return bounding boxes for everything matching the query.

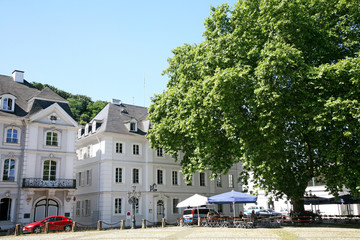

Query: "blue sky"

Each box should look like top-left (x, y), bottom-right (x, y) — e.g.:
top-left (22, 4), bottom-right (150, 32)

top-left (0, 0), bottom-right (237, 107)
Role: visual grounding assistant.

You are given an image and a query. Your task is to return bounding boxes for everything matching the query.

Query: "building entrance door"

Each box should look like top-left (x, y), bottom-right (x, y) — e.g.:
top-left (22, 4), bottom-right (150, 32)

top-left (156, 200), bottom-right (164, 224)
top-left (34, 199), bottom-right (59, 221)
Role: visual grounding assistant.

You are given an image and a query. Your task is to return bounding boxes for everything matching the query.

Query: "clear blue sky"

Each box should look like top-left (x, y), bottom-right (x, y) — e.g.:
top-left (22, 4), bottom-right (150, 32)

top-left (0, 0), bottom-right (237, 107)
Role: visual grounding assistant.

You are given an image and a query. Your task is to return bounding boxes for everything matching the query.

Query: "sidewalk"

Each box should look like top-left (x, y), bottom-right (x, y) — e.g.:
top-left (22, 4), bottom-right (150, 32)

top-left (1, 226), bottom-right (360, 240)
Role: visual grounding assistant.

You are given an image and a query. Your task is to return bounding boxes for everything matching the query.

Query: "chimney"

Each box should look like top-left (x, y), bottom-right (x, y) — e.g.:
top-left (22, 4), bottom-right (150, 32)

top-left (12, 70), bottom-right (24, 83)
top-left (111, 99), bottom-right (122, 106)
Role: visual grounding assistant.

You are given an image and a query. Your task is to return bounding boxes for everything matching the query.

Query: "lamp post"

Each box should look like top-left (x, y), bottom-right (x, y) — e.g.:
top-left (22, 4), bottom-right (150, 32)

top-left (127, 186), bottom-right (141, 229)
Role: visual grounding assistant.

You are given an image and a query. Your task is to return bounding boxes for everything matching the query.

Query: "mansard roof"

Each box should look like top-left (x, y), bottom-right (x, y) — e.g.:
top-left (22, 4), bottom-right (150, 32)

top-left (0, 73), bottom-right (73, 118)
top-left (82, 102), bottom-right (149, 137)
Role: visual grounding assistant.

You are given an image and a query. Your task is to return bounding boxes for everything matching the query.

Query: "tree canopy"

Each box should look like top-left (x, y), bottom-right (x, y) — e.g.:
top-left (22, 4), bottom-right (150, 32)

top-left (147, 0), bottom-right (360, 211)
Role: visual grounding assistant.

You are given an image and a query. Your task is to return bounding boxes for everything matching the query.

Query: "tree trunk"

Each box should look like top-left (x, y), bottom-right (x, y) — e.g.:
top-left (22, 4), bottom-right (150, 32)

top-left (291, 198), bottom-right (305, 213)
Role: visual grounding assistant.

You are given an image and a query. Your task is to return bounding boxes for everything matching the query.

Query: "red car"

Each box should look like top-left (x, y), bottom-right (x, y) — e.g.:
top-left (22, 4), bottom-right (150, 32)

top-left (22, 216), bottom-right (72, 233)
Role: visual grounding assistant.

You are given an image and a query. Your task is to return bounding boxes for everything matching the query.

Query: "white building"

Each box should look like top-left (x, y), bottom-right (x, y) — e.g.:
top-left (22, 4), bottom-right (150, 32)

top-left (0, 70), bottom-right (78, 230)
top-left (74, 99), bottom-right (243, 227)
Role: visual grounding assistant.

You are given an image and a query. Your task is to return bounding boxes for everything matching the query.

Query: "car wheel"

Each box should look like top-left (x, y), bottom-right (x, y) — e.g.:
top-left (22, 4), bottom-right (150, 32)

top-left (64, 225), bottom-right (72, 232)
top-left (33, 226), bottom-right (41, 234)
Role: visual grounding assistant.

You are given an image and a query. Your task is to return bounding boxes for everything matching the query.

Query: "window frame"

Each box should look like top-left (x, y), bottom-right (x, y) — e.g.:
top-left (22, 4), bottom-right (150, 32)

top-left (2, 158), bottom-right (16, 181)
top-left (132, 144), bottom-right (140, 155)
top-left (172, 198), bottom-right (179, 214)
top-left (228, 174), bottom-right (234, 188)
top-left (45, 130), bottom-right (60, 147)
top-left (157, 169), bottom-right (164, 185)
top-left (172, 171), bottom-right (178, 186)
top-left (4, 127), bottom-right (20, 144)
top-left (199, 172), bottom-right (206, 187)
top-left (115, 167), bottom-right (123, 183)
top-left (1, 94), bottom-right (16, 112)
top-left (132, 168), bottom-right (140, 184)
top-left (156, 148), bottom-right (163, 157)
top-left (115, 142), bottom-right (123, 154)
top-left (42, 159), bottom-right (57, 181)
top-left (114, 198), bottom-right (122, 215)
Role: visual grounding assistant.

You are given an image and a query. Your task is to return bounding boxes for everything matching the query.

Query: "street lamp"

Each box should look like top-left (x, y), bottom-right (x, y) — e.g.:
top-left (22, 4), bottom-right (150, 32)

top-left (127, 185), bottom-right (141, 229)
top-left (150, 183), bottom-right (157, 192)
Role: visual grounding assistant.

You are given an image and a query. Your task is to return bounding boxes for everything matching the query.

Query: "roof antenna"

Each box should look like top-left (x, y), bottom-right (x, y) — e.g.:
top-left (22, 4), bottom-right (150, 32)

top-left (144, 72), bottom-right (146, 107)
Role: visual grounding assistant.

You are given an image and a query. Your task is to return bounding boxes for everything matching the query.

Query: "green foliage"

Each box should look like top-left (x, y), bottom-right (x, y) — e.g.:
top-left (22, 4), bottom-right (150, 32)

top-left (148, 0), bottom-right (360, 211)
top-left (32, 82), bottom-right (107, 124)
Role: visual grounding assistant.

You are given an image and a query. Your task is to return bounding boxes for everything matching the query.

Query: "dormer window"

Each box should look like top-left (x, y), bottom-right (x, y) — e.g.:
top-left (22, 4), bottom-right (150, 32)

top-left (85, 124), bottom-right (89, 136)
top-left (0, 94), bottom-right (16, 112)
top-left (130, 119), bottom-right (137, 132)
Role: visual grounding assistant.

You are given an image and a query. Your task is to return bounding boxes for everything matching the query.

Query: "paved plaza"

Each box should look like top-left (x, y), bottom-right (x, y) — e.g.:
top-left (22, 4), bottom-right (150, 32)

top-left (1, 226), bottom-right (360, 240)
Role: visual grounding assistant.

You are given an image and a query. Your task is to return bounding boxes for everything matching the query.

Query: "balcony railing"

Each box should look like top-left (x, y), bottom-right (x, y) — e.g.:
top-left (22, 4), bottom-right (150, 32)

top-left (22, 178), bottom-right (76, 189)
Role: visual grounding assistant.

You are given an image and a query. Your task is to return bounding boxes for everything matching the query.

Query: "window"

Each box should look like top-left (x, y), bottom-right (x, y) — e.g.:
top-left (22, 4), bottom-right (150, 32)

top-left (87, 145), bottom-right (92, 157)
top-left (186, 176), bottom-right (192, 186)
top-left (133, 168), bottom-right (139, 184)
top-left (135, 199), bottom-right (139, 214)
top-left (6, 127), bottom-right (18, 143)
top-left (172, 171), bottom-right (178, 185)
top-left (216, 176), bottom-right (222, 187)
top-left (3, 159), bottom-right (15, 181)
top-left (130, 122), bottom-right (136, 131)
top-left (46, 131), bottom-right (58, 146)
top-left (1, 94), bottom-right (15, 112)
top-left (86, 170), bottom-right (91, 185)
top-left (82, 200), bottom-right (91, 216)
top-left (133, 144), bottom-right (139, 155)
top-left (200, 172), bottom-right (206, 187)
top-left (3, 98), bottom-right (12, 110)
top-left (228, 174), bottom-right (234, 188)
top-left (43, 160), bottom-right (56, 181)
top-left (157, 169), bottom-right (163, 185)
top-left (115, 168), bottom-right (122, 183)
top-left (230, 204), bottom-right (234, 213)
top-left (218, 204), bottom-right (223, 214)
top-left (130, 120), bottom-right (137, 132)
top-left (173, 199), bottom-right (179, 214)
top-left (78, 172), bottom-right (82, 186)
top-left (115, 142), bottom-right (123, 153)
top-left (157, 148), bottom-right (163, 157)
top-left (75, 201), bottom-right (81, 217)
top-left (114, 198), bottom-right (122, 214)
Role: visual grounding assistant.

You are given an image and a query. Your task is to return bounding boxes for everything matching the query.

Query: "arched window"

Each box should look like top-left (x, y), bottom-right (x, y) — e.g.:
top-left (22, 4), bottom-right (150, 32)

top-left (3, 159), bottom-right (15, 181)
top-left (43, 160), bottom-right (56, 181)
top-left (0, 198), bottom-right (12, 220)
top-left (46, 131), bottom-right (58, 146)
top-left (6, 127), bottom-right (19, 143)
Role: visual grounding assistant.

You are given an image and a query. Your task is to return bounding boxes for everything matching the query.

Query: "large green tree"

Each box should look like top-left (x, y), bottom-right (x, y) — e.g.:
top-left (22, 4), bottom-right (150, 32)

top-left (147, 0), bottom-right (360, 212)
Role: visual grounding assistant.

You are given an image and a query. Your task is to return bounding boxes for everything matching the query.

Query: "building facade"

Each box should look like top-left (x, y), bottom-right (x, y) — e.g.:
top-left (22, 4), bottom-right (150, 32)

top-left (0, 71), bottom-right (77, 230)
top-left (75, 99), bottom-right (243, 227)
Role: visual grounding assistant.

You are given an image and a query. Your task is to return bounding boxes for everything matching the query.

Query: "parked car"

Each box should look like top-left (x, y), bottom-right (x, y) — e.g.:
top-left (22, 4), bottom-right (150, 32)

top-left (183, 208), bottom-right (219, 224)
top-left (244, 206), bottom-right (265, 216)
top-left (22, 216), bottom-right (72, 233)
top-left (256, 209), bottom-right (282, 217)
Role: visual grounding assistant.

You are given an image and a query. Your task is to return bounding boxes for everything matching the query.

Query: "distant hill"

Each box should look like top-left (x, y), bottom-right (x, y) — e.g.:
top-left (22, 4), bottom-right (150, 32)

top-left (32, 82), bottom-right (107, 125)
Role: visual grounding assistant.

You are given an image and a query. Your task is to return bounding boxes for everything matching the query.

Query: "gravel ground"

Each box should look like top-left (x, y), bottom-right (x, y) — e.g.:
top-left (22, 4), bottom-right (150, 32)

top-left (1, 226), bottom-right (360, 240)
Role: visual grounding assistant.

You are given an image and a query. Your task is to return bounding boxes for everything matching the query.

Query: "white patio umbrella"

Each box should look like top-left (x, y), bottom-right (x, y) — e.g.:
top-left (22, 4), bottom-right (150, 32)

top-left (177, 194), bottom-right (209, 222)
